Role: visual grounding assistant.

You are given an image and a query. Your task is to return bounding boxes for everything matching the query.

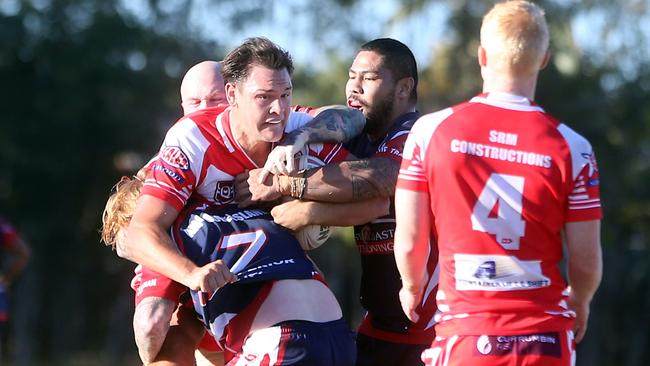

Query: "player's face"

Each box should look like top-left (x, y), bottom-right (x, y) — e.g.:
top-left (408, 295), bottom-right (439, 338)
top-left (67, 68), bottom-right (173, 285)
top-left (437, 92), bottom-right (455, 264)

top-left (346, 50), bottom-right (396, 131)
top-left (229, 65), bottom-right (292, 144)
top-left (181, 72), bottom-right (227, 115)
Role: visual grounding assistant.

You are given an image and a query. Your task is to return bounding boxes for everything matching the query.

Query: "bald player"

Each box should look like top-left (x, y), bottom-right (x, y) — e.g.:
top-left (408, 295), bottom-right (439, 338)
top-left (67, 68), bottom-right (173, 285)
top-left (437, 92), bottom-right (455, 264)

top-left (180, 60), bottom-right (226, 115)
top-left (129, 60), bottom-right (228, 365)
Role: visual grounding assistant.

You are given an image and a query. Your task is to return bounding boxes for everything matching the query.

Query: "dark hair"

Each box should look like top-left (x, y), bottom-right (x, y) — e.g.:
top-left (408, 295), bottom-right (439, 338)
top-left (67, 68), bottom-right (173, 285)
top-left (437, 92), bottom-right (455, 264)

top-left (360, 38), bottom-right (418, 102)
top-left (222, 37), bottom-right (294, 84)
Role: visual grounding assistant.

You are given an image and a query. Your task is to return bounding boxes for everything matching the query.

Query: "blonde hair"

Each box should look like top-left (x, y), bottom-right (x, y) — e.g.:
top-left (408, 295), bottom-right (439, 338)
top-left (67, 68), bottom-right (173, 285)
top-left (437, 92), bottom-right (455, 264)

top-left (101, 175), bottom-right (143, 248)
top-left (480, 0), bottom-right (549, 75)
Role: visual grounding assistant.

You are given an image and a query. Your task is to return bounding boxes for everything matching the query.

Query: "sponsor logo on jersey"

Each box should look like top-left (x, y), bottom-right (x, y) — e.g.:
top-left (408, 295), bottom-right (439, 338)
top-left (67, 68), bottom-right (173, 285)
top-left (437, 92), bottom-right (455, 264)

top-left (213, 181), bottom-right (234, 204)
top-left (160, 146), bottom-right (190, 170)
top-left (476, 335), bottom-right (492, 355)
top-left (152, 164), bottom-right (185, 182)
top-left (450, 139), bottom-right (553, 169)
top-left (136, 278), bottom-right (158, 296)
top-left (454, 254), bottom-right (551, 291)
top-left (581, 151), bottom-right (599, 176)
top-left (474, 261), bottom-right (497, 279)
top-left (473, 333), bottom-right (561, 357)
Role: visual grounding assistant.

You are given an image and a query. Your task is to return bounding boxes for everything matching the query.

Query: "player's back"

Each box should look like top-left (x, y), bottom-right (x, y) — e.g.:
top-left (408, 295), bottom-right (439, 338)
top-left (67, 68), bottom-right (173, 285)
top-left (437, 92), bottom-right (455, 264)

top-left (405, 92), bottom-right (601, 336)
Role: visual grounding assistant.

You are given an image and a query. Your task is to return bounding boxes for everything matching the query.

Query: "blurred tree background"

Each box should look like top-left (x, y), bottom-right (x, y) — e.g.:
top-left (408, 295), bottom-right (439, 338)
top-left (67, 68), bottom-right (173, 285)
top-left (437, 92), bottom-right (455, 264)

top-left (0, 0), bottom-right (648, 365)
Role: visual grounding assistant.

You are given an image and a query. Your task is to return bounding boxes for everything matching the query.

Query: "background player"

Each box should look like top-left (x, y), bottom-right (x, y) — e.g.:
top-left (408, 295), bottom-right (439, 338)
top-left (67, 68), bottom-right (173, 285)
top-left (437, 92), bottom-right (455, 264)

top-left (0, 217), bottom-right (31, 361)
top-left (236, 38), bottom-right (438, 366)
top-left (123, 60), bottom-right (228, 365)
top-left (394, 1), bottom-right (602, 365)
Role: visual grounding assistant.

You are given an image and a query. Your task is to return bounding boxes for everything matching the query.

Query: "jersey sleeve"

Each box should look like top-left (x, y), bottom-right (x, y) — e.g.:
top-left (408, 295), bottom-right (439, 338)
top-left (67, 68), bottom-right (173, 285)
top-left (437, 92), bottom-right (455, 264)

top-left (284, 110), bottom-right (314, 133)
top-left (140, 118), bottom-right (207, 212)
top-left (397, 111), bottom-right (451, 192)
top-left (306, 143), bottom-right (349, 164)
top-left (557, 124), bottom-right (603, 222)
top-left (374, 130), bottom-right (410, 162)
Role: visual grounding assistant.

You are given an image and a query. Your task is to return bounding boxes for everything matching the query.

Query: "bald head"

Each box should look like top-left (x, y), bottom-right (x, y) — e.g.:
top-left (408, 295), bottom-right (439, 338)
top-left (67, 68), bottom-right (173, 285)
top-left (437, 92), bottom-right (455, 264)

top-left (180, 61), bottom-right (226, 115)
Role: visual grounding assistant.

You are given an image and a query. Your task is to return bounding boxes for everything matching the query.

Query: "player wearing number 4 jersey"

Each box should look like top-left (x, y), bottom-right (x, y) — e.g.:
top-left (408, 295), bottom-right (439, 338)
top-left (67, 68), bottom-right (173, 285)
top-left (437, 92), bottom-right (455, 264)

top-left (395, 2), bottom-right (602, 366)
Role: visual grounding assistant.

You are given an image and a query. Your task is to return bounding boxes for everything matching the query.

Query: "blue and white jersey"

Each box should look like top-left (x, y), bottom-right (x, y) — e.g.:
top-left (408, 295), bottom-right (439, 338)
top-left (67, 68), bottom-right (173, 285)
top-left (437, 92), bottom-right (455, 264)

top-left (172, 203), bottom-right (318, 348)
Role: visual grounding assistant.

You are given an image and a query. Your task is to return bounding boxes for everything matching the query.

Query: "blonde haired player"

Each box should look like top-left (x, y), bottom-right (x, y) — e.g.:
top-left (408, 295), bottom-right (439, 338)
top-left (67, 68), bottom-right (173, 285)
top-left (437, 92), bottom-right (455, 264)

top-left (395, 1), bottom-right (602, 365)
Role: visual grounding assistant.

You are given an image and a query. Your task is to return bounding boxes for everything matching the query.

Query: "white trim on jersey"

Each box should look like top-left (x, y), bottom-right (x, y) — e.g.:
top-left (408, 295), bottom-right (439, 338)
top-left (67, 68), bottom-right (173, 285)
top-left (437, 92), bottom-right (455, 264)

top-left (399, 108), bottom-right (453, 183)
top-left (284, 111), bottom-right (313, 133)
top-left (557, 123), bottom-right (594, 181)
top-left (469, 92), bottom-right (546, 113)
top-left (323, 143), bottom-right (343, 163)
top-left (166, 117), bottom-right (211, 187)
top-left (216, 113), bottom-right (235, 153)
top-left (422, 261), bottom-right (440, 330)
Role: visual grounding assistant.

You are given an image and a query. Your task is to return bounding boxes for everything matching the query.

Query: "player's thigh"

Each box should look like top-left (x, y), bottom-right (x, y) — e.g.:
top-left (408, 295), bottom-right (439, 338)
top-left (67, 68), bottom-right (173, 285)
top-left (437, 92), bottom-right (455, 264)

top-left (356, 333), bottom-right (428, 366)
top-left (195, 348), bottom-right (224, 366)
top-left (423, 331), bottom-right (575, 366)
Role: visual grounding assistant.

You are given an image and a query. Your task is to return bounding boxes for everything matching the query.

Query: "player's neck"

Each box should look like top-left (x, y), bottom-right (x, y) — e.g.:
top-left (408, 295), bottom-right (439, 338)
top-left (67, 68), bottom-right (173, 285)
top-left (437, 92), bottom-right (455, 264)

top-left (229, 113), bottom-right (272, 167)
top-left (367, 104), bottom-right (416, 142)
top-left (482, 73), bottom-right (538, 101)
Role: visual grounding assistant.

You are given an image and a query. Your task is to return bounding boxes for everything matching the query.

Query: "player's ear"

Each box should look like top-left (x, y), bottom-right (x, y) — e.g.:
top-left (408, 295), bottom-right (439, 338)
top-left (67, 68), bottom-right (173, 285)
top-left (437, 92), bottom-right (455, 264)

top-left (396, 77), bottom-right (415, 99)
top-left (225, 82), bottom-right (238, 107)
top-left (478, 45), bottom-right (488, 68)
top-left (539, 50), bottom-right (551, 70)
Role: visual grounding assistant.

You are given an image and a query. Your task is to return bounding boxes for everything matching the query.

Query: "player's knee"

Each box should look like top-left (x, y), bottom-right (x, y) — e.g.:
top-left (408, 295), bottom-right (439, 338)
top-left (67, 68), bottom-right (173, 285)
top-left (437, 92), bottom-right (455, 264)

top-left (133, 298), bottom-right (175, 362)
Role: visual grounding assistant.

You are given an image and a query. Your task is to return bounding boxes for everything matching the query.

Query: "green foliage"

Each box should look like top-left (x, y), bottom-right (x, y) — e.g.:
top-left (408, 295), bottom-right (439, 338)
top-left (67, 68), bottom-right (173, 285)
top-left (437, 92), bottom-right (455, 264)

top-left (1, 0), bottom-right (649, 364)
top-left (0, 1), bottom-right (222, 363)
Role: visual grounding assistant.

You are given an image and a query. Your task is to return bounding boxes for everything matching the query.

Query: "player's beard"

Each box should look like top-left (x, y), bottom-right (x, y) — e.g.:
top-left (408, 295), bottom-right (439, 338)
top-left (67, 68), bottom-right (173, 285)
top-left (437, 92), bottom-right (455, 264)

top-left (364, 90), bottom-right (395, 139)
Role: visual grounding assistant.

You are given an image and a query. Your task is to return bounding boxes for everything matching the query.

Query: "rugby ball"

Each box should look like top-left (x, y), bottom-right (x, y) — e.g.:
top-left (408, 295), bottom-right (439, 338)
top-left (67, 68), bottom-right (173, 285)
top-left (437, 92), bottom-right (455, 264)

top-left (293, 144), bottom-right (332, 250)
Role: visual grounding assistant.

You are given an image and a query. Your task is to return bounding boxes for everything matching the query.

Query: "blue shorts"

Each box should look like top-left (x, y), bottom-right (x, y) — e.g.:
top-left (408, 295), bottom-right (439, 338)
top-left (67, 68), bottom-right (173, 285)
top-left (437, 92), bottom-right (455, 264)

top-left (228, 318), bottom-right (356, 366)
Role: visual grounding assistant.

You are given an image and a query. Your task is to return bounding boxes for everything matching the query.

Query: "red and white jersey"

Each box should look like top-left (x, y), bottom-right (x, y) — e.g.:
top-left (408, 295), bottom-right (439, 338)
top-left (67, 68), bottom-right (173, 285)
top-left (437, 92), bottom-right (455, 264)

top-left (397, 92), bottom-right (602, 336)
top-left (141, 106), bottom-right (342, 211)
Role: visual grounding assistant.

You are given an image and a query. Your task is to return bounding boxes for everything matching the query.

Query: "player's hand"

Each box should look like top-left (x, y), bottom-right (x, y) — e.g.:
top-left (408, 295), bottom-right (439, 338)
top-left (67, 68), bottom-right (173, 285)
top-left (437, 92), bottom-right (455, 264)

top-left (186, 260), bottom-right (237, 294)
top-left (567, 288), bottom-right (590, 343)
top-left (271, 199), bottom-right (311, 230)
top-left (259, 143), bottom-right (303, 183)
top-left (399, 286), bottom-right (422, 323)
top-left (235, 169), bottom-right (282, 208)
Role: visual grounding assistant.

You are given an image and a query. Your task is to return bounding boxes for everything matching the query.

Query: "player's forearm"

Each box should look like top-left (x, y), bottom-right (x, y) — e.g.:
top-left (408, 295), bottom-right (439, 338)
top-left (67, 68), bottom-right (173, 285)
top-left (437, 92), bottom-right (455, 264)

top-left (278, 157), bottom-right (398, 202)
top-left (565, 220), bottom-right (603, 303)
top-left (394, 189), bottom-right (431, 292)
top-left (125, 223), bottom-right (197, 288)
top-left (304, 198), bottom-right (390, 227)
top-left (568, 260), bottom-right (602, 304)
top-left (280, 106), bottom-right (365, 146)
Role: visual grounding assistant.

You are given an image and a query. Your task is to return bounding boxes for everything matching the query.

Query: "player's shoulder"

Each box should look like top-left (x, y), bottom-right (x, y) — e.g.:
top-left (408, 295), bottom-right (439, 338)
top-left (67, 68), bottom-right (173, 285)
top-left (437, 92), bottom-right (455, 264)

top-left (173, 105), bottom-right (227, 129)
top-left (555, 122), bottom-right (592, 150)
top-left (411, 107), bottom-right (455, 137)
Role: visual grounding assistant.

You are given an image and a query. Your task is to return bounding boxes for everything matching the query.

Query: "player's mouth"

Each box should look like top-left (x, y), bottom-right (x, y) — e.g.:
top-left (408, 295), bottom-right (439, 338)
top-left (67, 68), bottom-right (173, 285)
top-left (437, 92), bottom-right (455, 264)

top-left (347, 98), bottom-right (365, 110)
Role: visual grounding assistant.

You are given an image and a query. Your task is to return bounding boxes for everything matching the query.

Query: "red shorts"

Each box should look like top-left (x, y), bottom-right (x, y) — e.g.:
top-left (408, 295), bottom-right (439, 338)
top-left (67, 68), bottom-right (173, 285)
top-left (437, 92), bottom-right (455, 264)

top-left (130, 265), bottom-right (185, 306)
top-left (130, 265), bottom-right (222, 352)
top-left (423, 331), bottom-right (575, 366)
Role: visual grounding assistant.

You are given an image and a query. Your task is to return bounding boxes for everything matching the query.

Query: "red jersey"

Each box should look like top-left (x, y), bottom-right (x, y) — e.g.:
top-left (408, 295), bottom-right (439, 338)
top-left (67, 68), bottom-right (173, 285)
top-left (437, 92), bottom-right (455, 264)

top-left (141, 106), bottom-right (339, 211)
top-left (397, 92), bottom-right (602, 337)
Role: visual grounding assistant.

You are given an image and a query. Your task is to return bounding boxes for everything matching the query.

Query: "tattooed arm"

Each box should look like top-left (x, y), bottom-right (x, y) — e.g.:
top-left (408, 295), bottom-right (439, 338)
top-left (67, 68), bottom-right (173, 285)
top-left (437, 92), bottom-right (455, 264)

top-left (259, 106), bottom-right (365, 179)
top-left (236, 155), bottom-right (399, 206)
top-left (294, 156), bottom-right (399, 202)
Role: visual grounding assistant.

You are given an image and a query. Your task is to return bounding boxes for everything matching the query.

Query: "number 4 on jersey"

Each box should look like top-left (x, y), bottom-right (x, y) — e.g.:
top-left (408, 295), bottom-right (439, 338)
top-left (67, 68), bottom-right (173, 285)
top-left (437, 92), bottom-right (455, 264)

top-left (471, 174), bottom-right (526, 250)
